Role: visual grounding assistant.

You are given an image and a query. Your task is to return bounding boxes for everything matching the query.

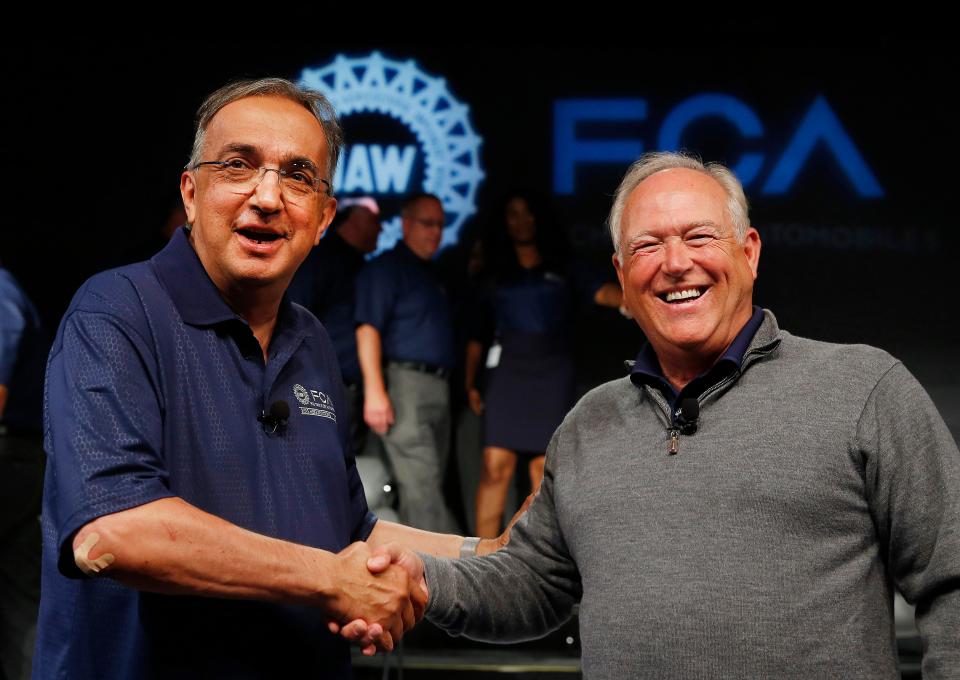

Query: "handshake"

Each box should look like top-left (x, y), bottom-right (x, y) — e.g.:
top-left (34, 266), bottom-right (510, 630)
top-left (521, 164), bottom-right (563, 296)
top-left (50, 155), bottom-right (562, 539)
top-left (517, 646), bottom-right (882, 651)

top-left (323, 541), bottom-right (428, 656)
top-left (320, 492), bottom-right (534, 655)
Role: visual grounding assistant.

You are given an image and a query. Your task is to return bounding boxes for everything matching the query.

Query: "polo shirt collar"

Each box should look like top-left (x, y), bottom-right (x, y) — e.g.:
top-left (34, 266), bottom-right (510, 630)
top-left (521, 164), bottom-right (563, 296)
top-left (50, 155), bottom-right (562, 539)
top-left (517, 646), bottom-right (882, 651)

top-left (629, 305), bottom-right (766, 400)
top-left (395, 239), bottom-right (415, 259)
top-left (152, 227), bottom-right (238, 327)
top-left (151, 227), bottom-right (307, 342)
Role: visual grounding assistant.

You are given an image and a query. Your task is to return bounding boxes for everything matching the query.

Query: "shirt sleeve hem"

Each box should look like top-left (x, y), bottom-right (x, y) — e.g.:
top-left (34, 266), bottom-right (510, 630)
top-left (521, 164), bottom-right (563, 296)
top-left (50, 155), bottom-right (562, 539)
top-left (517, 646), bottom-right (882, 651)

top-left (352, 511), bottom-right (378, 542)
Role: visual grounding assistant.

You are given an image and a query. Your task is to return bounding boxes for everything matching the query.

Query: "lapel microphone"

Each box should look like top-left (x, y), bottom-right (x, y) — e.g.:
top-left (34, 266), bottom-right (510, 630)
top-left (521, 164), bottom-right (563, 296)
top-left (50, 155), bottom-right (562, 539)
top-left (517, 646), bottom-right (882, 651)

top-left (675, 398), bottom-right (700, 435)
top-left (258, 400), bottom-right (290, 434)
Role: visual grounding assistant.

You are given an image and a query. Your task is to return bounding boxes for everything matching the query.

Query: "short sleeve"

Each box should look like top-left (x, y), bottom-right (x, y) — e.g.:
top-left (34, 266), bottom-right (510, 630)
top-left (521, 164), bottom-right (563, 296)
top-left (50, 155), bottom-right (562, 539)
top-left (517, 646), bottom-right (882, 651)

top-left (44, 310), bottom-right (174, 577)
top-left (354, 259), bottom-right (396, 332)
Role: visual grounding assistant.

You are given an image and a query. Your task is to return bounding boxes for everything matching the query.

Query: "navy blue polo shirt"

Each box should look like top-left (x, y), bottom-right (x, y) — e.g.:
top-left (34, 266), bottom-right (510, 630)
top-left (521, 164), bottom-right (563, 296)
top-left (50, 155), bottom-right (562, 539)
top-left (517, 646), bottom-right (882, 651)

top-left (355, 241), bottom-right (454, 369)
top-left (472, 260), bottom-right (605, 342)
top-left (630, 306), bottom-right (765, 418)
top-left (35, 228), bottom-right (376, 680)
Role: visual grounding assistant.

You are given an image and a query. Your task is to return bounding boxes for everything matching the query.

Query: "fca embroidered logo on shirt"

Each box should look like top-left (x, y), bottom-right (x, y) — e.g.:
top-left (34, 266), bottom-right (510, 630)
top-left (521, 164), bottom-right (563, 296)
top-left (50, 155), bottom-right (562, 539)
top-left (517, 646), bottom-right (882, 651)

top-left (292, 384), bottom-right (336, 422)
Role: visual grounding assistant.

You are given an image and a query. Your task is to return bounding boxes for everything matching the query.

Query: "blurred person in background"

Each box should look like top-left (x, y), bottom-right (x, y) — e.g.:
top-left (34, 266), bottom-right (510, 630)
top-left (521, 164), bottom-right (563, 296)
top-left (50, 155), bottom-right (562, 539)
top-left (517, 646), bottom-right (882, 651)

top-left (289, 198), bottom-right (382, 455)
top-left (355, 193), bottom-right (460, 533)
top-left (465, 193), bottom-right (621, 537)
top-left (0, 261), bottom-right (46, 680)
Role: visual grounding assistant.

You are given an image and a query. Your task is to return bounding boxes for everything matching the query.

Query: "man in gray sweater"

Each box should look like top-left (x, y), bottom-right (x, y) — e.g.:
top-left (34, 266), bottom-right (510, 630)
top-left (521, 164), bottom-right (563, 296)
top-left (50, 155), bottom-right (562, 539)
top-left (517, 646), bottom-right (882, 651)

top-left (354, 152), bottom-right (960, 678)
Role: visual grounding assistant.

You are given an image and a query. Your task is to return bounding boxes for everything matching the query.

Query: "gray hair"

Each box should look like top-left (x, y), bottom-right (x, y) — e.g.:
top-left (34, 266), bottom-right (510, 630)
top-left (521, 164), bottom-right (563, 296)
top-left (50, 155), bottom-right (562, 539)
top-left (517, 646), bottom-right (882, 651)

top-left (608, 151), bottom-right (750, 260)
top-left (187, 78), bottom-right (344, 182)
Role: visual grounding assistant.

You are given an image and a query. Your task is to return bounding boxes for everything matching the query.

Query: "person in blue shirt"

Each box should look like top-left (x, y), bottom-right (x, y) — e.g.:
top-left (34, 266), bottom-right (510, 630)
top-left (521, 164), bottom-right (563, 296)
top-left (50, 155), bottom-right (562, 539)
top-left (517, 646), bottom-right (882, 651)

top-left (34, 78), bottom-right (503, 680)
top-left (464, 193), bottom-right (622, 537)
top-left (355, 194), bottom-right (460, 533)
top-left (0, 265), bottom-right (46, 680)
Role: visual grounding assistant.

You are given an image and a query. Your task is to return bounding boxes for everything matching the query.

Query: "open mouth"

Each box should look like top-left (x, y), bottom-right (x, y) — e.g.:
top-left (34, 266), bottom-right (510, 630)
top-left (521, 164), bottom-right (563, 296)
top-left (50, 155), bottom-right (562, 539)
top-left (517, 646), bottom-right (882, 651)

top-left (236, 228), bottom-right (284, 244)
top-left (658, 287), bottom-right (707, 304)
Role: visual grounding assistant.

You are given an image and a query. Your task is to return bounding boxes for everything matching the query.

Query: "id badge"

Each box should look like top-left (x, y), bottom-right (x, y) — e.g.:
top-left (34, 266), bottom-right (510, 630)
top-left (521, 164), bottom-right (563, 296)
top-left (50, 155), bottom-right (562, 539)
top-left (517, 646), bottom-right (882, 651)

top-left (485, 342), bottom-right (502, 369)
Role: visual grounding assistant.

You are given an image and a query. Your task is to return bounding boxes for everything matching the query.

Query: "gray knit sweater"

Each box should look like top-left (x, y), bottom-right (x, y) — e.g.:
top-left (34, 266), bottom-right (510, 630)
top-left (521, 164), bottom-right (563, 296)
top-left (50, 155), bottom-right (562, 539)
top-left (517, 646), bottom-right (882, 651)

top-left (423, 311), bottom-right (960, 679)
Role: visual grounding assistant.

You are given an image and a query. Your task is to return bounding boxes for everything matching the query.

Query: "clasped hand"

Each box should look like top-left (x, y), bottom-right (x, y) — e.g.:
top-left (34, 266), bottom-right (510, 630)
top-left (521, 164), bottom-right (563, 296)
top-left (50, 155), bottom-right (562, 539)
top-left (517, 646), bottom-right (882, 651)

top-left (329, 490), bottom-right (537, 655)
top-left (325, 542), bottom-right (426, 655)
top-left (327, 543), bottom-right (428, 656)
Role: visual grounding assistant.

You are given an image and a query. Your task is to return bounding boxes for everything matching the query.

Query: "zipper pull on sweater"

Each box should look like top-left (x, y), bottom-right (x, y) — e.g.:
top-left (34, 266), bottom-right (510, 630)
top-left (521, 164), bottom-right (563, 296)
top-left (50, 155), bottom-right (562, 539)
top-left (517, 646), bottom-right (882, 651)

top-left (668, 428), bottom-right (680, 455)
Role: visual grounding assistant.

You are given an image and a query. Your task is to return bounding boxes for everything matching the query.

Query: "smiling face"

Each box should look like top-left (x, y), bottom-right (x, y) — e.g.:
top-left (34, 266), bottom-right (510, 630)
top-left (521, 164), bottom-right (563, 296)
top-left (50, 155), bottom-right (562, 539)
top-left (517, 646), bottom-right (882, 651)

top-left (613, 168), bottom-right (761, 366)
top-left (180, 95), bottom-right (337, 299)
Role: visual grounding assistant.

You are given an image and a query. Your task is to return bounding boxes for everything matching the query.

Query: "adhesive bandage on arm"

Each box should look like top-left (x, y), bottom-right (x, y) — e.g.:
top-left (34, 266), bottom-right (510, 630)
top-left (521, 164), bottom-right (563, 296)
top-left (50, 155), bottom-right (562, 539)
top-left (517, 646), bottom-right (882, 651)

top-left (73, 532), bottom-right (116, 576)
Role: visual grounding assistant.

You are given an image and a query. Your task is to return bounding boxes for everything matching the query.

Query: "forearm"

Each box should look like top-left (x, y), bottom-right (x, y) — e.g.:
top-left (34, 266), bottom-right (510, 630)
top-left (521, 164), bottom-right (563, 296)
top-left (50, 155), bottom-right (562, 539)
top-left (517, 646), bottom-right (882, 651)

top-left (356, 324), bottom-right (386, 394)
top-left (593, 282), bottom-right (622, 308)
top-left (420, 474), bottom-right (579, 642)
top-left (918, 588), bottom-right (960, 679)
top-left (368, 520), bottom-right (502, 558)
top-left (422, 546), bottom-right (579, 643)
top-left (368, 520), bottom-right (461, 558)
top-left (73, 497), bottom-right (336, 606)
top-left (464, 341), bottom-right (483, 392)
top-left (0, 383), bottom-right (7, 417)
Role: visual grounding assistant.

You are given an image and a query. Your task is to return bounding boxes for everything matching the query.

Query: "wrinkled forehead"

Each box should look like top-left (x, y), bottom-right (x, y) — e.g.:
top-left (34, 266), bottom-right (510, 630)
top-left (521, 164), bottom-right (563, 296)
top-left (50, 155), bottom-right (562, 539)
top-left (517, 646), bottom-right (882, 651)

top-left (623, 168), bottom-right (730, 235)
top-left (203, 95), bottom-right (328, 165)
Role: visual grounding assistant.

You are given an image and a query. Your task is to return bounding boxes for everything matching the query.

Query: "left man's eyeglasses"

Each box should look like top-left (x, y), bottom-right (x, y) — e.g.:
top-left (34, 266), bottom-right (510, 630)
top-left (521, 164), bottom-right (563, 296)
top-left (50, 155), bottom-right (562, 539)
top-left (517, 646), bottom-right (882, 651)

top-left (190, 159), bottom-right (333, 200)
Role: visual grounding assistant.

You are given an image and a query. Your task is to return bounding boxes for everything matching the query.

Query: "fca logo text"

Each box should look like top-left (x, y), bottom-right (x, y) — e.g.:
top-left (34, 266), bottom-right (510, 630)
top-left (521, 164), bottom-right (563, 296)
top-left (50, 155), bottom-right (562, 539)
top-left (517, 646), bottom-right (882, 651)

top-left (554, 94), bottom-right (882, 198)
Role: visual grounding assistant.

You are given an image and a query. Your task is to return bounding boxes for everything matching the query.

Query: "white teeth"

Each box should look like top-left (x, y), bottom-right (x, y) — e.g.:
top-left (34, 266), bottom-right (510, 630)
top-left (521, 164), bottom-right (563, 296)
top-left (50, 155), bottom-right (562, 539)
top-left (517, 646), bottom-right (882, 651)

top-left (665, 289), bottom-right (702, 302)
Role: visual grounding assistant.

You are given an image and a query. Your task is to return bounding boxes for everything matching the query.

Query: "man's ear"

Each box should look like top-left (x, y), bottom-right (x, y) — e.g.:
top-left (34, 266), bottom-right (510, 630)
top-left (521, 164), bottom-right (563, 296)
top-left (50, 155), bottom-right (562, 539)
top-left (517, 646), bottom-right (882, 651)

top-left (612, 251), bottom-right (625, 289)
top-left (315, 197), bottom-right (338, 246)
top-left (180, 171), bottom-right (197, 226)
top-left (742, 227), bottom-right (761, 279)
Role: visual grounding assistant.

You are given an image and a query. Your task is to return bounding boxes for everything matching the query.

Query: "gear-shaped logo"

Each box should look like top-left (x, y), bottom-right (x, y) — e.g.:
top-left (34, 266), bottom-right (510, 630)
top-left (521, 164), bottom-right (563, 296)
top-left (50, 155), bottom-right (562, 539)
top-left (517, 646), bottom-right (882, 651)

top-left (292, 384), bottom-right (310, 406)
top-left (300, 52), bottom-right (485, 253)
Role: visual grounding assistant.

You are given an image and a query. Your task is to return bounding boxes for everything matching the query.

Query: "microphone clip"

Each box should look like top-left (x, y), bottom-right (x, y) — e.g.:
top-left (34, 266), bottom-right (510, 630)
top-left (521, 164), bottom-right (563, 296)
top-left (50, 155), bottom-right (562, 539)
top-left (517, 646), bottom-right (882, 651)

top-left (674, 398), bottom-right (700, 436)
top-left (258, 400), bottom-right (290, 435)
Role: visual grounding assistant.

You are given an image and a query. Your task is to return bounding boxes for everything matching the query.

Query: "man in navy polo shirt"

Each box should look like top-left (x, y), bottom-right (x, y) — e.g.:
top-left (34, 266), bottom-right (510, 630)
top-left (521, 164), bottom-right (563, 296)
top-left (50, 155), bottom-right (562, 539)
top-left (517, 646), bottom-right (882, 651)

top-left (34, 79), bottom-right (494, 679)
top-left (355, 194), bottom-right (460, 533)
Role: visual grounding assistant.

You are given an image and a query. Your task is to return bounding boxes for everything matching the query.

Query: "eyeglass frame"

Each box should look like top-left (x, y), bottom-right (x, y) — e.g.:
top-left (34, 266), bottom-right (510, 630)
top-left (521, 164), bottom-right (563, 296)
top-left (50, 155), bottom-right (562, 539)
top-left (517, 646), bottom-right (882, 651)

top-left (189, 160), bottom-right (333, 198)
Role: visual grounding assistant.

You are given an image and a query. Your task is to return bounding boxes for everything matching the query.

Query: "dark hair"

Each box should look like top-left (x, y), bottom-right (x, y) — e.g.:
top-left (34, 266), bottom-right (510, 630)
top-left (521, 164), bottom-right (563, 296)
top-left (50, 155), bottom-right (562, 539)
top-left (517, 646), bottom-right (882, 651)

top-left (481, 191), bottom-right (568, 283)
top-left (400, 192), bottom-right (442, 217)
top-left (328, 205), bottom-right (359, 232)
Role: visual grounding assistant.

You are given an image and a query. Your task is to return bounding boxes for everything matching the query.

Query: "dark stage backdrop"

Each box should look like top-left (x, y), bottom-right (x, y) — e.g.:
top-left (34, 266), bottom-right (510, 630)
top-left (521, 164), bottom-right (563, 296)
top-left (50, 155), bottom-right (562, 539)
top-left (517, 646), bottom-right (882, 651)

top-left (9, 45), bottom-right (957, 438)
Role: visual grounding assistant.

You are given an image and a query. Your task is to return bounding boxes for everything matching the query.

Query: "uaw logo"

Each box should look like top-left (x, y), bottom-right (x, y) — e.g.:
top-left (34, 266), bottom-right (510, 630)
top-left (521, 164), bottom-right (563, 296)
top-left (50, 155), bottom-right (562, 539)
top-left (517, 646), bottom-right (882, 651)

top-left (299, 52), bottom-right (485, 254)
top-left (292, 384), bottom-right (336, 422)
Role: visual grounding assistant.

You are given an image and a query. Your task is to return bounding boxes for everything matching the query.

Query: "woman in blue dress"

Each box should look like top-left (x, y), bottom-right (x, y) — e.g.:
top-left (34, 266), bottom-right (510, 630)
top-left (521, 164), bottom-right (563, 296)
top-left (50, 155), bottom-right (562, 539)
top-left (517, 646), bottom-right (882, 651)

top-left (465, 194), bottom-right (622, 537)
